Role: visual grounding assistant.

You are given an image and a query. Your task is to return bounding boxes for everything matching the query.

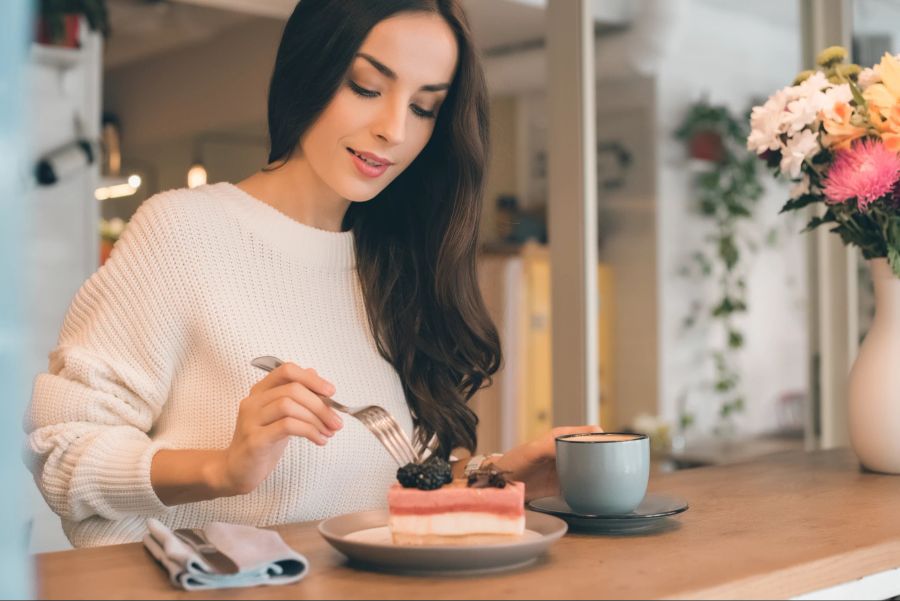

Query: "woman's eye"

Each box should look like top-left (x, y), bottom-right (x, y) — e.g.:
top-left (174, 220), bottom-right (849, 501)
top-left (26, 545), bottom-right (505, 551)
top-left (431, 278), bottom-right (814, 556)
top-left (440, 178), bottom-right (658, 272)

top-left (348, 80), bottom-right (437, 121)
top-left (411, 105), bottom-right (437, 120)
top-left (348, 80), bottom-right (378, 98)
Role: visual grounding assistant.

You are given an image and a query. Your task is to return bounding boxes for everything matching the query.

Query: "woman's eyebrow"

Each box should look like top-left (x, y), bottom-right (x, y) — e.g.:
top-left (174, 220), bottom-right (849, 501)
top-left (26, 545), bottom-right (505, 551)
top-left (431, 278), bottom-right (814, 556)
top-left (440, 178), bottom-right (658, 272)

top-left (355, 52), bottom-right (450, 92)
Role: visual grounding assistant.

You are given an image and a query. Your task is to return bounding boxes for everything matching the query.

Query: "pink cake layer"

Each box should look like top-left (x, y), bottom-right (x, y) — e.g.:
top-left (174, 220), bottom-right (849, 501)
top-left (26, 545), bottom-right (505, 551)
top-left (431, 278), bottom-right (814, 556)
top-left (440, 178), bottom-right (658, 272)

top-left (387, 479), bottom-right (525, 517)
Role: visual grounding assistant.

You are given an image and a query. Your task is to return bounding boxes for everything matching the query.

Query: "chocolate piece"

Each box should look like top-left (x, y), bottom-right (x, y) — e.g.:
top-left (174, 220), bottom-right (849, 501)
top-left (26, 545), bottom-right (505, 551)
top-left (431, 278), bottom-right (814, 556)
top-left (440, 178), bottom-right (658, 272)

top-left (466, 467), bottom-right (510, 489)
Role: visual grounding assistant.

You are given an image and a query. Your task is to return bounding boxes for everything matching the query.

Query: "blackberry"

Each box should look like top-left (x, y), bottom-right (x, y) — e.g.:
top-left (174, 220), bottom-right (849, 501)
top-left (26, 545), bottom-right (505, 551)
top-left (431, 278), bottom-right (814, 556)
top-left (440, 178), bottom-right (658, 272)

top-left (396, 462), bottom-right (422, 488)
top-left (398, 457), bottom-right (453, 490)
top-left (415, 469), bottom-right (446, 490)
top-left (424, 456), bottom-right (453, 484)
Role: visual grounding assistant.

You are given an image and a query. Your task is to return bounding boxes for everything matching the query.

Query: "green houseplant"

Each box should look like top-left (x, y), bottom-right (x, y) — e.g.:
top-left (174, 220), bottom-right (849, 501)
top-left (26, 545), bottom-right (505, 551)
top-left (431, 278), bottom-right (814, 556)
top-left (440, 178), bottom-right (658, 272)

top-left (675, 100), bottom-right (766, 437)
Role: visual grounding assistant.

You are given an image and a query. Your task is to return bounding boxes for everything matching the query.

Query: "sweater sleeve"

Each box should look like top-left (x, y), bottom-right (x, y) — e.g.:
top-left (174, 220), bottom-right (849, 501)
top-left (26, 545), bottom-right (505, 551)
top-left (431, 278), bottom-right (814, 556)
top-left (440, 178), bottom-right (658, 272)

top-left (24, 192), bottom-right (192, 522)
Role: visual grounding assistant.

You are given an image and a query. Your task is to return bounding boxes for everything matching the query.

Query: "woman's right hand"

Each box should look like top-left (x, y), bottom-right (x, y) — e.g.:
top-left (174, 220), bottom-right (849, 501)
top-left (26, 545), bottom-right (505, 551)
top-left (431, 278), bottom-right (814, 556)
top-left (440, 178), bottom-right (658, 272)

top-left (216, 362), bottom-right (344, 496)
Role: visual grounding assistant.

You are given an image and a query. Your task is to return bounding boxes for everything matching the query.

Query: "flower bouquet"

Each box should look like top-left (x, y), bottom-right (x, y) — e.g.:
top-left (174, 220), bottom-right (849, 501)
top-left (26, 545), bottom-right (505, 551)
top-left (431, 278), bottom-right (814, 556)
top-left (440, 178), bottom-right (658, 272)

top-left (747, 46), bottom-right (900, 274)
top-left (747, 47), bottom-right (900, 473)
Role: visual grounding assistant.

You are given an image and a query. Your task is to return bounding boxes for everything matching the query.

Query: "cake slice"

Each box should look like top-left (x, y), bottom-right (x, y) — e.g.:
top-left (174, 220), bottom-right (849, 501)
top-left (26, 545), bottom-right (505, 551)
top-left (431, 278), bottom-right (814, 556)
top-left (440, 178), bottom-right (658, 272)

top-left (387, 477), bottom-right (525, 546)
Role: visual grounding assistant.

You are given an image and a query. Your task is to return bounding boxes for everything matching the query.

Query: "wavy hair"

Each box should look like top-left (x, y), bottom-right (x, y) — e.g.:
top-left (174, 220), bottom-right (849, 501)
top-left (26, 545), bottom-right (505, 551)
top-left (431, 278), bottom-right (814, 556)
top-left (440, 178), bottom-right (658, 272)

top-left (266, 0), bottom-right (501, 457)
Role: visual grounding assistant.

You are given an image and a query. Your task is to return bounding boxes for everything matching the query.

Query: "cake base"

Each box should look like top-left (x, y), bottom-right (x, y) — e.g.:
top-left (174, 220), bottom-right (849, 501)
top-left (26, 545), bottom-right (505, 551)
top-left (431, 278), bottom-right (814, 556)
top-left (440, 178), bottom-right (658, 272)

top-left (390, 531), bottom-right (524, 546)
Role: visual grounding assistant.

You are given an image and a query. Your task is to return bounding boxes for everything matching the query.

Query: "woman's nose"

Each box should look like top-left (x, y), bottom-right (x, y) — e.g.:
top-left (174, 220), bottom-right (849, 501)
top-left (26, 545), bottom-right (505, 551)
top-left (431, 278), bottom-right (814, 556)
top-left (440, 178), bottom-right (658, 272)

top-left (373, 101), bottom-right (406, 146)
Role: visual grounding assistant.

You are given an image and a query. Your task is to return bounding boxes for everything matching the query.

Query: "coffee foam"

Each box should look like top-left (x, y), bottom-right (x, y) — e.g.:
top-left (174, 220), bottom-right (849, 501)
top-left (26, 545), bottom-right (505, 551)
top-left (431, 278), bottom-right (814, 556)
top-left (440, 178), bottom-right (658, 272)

top-left (559, 433), bottom-right (643, 443)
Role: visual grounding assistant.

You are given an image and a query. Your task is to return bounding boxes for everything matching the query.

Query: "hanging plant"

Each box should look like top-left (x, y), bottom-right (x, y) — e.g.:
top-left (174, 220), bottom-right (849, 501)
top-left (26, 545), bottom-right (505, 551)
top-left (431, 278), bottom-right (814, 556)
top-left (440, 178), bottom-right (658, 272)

top-left (675, 102), bottom-right (746, 164)
top-left (675, 99), bottom-right (766, 436)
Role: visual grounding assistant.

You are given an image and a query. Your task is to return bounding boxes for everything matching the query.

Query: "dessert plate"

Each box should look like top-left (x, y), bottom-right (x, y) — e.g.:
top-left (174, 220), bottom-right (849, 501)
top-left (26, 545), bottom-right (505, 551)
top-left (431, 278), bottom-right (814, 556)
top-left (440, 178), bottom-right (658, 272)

top-left (526, 493), bottom-right (688, 534)
top-left (318, 509), bottom-right (567, 575)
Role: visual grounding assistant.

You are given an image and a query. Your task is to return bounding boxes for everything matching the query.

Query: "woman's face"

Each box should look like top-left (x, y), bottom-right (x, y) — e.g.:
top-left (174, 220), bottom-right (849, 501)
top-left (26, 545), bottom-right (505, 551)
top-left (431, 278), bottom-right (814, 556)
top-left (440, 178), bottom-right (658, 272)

top-left (299, 12), bottom-right (459, 203)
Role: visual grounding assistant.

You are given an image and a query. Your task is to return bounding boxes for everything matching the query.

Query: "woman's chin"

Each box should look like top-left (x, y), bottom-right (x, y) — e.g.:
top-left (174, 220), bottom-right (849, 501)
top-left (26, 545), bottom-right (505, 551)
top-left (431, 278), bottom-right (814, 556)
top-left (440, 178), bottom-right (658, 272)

top-left (340, 185), bottom-right (384, 204)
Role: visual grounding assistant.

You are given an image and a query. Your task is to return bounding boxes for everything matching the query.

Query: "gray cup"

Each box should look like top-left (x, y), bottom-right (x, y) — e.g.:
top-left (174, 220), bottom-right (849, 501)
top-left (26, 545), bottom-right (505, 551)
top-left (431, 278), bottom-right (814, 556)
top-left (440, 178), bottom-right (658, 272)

top-left (555, 432), bottom-right (650, 515)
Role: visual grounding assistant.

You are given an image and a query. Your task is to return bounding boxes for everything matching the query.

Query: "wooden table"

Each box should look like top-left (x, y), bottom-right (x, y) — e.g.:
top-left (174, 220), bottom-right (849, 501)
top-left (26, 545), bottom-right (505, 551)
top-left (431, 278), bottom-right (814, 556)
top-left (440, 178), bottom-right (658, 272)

top-left (35, 449), bottom-right (900, 600)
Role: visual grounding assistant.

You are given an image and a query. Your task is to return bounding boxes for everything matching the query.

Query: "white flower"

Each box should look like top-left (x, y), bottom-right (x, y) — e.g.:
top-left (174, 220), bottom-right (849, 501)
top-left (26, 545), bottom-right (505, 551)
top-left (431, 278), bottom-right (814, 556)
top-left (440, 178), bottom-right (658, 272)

top-left (858, 67), bottom-right (880, 89)
top-left (783, 81), bottom-right (853, 132)
top-left (780, 129), bottom-right (820, 178)
top-left (786, 72), bottom-right (830, 101)
top-left (819, 84), bottom-right (854, 120)
top-left (747, 89), bottom-right (789, 154)
top-left (784, 96), bottom-right (820, 132)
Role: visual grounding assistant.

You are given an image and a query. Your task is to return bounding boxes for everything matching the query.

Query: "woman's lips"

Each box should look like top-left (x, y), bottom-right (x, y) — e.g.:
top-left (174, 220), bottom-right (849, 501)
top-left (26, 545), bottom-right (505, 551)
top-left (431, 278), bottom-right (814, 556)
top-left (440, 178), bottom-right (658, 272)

top-left (347, 148), bottom-right (390, 178)
top-left (348, 147), bottom-right (393, 166)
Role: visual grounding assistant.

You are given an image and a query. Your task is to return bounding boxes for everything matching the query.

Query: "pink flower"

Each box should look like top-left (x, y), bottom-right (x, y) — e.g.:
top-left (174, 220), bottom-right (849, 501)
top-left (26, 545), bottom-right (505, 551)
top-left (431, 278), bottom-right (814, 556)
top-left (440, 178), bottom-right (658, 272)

top-left (823, 138), bottom-right (900, 211)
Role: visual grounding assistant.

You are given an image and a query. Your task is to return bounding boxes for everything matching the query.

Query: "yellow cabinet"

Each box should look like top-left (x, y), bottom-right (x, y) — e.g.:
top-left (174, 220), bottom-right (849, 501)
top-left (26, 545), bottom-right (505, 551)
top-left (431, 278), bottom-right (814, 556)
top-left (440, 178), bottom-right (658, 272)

top-left (473, 244), bottom-right (615, 452)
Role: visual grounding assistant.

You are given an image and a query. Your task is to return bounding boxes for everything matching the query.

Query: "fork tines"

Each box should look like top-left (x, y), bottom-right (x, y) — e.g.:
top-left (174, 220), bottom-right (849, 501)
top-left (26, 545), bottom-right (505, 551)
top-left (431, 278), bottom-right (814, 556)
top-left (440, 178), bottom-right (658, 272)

top-left (358, 408), bottom-right (418, 466)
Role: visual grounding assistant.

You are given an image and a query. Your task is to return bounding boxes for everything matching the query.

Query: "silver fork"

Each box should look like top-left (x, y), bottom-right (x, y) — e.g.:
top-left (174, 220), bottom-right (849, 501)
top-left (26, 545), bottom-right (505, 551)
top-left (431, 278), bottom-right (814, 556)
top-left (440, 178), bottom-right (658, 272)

top-left (250, 355), bottom-right (419, 466)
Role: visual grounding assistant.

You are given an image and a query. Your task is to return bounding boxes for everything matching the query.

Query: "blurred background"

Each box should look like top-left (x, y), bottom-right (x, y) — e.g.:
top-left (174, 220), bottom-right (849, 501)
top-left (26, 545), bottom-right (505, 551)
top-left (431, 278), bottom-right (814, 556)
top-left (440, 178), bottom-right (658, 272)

top-left (8, 0), bottom-right (899, 560)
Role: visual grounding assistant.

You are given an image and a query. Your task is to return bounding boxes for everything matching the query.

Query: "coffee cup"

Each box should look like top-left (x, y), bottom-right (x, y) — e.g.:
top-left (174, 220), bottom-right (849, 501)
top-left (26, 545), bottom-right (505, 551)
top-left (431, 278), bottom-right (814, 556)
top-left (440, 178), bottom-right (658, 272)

top-left (555, 432), bottom-right (650, 515)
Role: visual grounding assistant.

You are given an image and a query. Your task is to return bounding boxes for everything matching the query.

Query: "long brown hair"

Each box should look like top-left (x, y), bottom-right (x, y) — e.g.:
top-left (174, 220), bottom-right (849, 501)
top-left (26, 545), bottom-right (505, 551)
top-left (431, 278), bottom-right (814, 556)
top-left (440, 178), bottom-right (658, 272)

top-left (266, 0), bottom-right (501, 457)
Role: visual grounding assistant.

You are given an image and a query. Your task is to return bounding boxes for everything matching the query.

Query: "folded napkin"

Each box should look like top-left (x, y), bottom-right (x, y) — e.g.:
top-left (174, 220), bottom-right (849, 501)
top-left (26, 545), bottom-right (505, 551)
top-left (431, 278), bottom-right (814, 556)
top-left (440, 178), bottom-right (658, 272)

top-left (143, 518), bottom-right (309, 591)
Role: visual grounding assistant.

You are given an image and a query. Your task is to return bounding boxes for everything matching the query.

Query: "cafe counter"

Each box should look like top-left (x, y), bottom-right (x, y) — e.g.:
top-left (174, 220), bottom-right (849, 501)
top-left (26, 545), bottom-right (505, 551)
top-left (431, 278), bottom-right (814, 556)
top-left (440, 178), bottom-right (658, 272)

top-left (35, 449), bottom-right (900, 600)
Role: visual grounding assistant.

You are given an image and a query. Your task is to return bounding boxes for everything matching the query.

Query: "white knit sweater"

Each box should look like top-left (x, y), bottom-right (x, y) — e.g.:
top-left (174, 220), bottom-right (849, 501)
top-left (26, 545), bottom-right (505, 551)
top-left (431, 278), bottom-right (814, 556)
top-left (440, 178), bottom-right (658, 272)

top-left (24, 182), bottom-right (417, 547)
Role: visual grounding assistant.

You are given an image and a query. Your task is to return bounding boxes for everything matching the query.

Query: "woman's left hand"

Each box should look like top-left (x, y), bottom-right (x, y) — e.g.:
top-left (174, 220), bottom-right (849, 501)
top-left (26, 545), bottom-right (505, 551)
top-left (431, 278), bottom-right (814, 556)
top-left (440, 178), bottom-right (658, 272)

top-left (491, 425), bottom-right (603, 501)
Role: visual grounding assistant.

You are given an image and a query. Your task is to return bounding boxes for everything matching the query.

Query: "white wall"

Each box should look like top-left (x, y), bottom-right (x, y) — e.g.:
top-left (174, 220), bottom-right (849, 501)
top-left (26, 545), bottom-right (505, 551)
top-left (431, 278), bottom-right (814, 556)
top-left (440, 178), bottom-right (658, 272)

top-left (655, 0), bottom-right (809, 437)
top-left (26, 21), bottom-right (103, 553)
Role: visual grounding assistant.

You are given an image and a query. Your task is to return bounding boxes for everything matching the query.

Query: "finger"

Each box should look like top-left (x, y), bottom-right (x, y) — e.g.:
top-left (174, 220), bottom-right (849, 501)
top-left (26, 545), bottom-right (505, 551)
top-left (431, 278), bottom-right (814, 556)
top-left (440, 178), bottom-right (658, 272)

top-left (251, 362), bottom-right (336, 397)
top-left (273, 382), bottom-right (343, 431)
top-left (260, 417), bottom-right (329, 446)
top-left (243, 384), bottom-right (343, 431)
top-left (258, 396), bottom-right (335, 437)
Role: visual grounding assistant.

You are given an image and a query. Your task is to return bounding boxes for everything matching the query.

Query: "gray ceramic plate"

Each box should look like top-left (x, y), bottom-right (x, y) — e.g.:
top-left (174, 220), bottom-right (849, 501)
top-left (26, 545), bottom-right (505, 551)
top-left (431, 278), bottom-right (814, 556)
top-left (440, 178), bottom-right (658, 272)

top-left (527, 493), bottom-right (688, 534)
top-left (318, 509), bottom-right (567, 575)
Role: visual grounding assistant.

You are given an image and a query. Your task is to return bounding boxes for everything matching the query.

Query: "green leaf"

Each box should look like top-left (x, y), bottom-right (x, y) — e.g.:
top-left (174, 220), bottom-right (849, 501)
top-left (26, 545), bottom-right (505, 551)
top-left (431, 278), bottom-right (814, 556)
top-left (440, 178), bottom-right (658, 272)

top-left (715, 378), bottom-right (735, 393)
top-left (728, 330), bottom-right (744, 348)
top-left (803, 212), bottom-right (836, 233)
top-left (848, 79), bottom-right (868, 111)
top-left (712, 297), bottom-right (747, 317)
top-left (699, 198), bottom-right (718, 216)
top-left (719, 236), bottom-right (740, 271)
top-left (888, 244), bottom-right (900, 278)
top-left (780, 194), bottom-right (820, 213)
top-left (886, 218), bottom-right (900, 278)
top-left (712, 298), bottom-right (732, 317)
top-left (830, 224), bottom-right (856, 247)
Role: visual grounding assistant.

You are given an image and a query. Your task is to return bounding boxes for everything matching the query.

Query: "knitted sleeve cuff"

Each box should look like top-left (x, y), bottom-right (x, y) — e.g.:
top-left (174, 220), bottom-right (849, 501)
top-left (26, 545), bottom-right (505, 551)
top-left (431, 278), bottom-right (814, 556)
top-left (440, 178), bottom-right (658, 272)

top-left (68, 430), bottom-right (175, 522)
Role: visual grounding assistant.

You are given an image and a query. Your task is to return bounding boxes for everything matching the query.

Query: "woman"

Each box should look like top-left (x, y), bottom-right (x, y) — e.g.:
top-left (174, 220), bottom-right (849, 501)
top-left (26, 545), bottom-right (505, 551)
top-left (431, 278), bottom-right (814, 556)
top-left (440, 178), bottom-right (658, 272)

top-left (25, 0), bottom-right (599, 548)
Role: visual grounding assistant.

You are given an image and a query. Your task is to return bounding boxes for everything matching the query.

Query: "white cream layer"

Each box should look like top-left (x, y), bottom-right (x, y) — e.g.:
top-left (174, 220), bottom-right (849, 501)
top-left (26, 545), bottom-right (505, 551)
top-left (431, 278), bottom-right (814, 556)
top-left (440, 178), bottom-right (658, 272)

top-left (388, 512), bottom-right (525, 536)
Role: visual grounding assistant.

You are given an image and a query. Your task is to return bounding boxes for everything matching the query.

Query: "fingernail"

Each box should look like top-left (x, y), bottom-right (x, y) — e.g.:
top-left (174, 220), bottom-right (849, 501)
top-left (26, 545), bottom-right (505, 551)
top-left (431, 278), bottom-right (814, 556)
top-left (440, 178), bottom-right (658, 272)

top-left (326, 384), bottom-right (336, 396)
top-left (332, 416), bottom-right (343, 429)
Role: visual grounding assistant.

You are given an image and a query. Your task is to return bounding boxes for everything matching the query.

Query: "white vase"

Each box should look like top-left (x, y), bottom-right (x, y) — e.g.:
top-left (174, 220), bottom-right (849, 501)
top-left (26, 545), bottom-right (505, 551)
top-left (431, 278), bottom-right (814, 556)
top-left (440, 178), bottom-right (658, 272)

top-left (848, 258), bottom-right (900, 474)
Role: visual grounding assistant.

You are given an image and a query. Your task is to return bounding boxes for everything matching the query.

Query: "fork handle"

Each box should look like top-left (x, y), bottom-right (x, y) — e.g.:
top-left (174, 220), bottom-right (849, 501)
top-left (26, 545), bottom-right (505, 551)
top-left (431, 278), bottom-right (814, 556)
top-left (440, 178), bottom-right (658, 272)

top-left (251, 355), bottom-right (283, 373)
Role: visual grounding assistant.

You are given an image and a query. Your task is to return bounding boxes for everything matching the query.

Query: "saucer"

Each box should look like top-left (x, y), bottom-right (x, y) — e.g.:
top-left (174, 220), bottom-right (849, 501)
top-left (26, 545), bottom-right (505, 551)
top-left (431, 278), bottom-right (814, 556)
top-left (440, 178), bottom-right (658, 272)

top-left (526, 493), bottom-right (688, 534)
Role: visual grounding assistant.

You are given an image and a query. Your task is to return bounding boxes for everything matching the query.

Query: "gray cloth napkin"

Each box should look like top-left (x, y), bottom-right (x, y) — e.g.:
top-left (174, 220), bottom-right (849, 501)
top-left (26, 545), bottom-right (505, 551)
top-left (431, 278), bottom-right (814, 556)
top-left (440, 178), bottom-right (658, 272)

top-left (143, 518), bottom-right (309, 591)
